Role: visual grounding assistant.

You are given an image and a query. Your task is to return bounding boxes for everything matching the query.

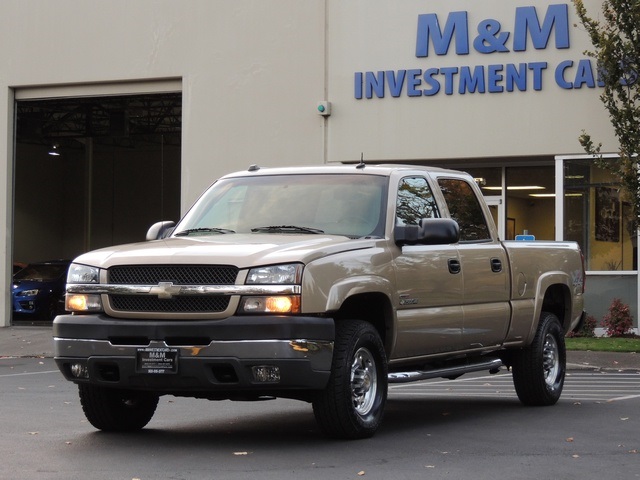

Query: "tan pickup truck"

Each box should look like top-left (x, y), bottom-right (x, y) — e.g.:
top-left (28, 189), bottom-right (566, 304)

top-left (53, 164), bottom-right (585, 439)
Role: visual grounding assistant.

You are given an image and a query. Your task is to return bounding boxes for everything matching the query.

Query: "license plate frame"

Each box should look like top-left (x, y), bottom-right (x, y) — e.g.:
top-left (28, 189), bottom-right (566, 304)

top-left (136, 347), bottom-right (179, 374)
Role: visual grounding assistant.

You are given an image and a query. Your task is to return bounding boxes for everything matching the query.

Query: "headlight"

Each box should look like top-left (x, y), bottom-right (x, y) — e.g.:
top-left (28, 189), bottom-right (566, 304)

top-left (67, 263), bottom-right (100, 284)
top-left (246, 264), bottom-right (303, 284)
top-left (241, 264), bottom-right (303, 314)
top-left (18, 289), bottom-right (39, 297)
top-left (65, 263), bottom-right (103, 312)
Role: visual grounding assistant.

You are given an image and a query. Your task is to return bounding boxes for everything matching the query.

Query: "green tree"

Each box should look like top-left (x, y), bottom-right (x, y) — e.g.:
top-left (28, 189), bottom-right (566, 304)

top-left (573, 0), bottom-right (640, 224)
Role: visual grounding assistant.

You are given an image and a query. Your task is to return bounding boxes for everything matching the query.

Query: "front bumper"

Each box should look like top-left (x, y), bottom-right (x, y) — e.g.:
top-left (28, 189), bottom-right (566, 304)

top-left (53, 314), bottom-right (334, 396)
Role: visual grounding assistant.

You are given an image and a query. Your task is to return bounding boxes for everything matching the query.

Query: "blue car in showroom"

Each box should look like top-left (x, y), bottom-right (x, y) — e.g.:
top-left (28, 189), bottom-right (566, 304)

top-left (12, 260), bottom-right (71, 321)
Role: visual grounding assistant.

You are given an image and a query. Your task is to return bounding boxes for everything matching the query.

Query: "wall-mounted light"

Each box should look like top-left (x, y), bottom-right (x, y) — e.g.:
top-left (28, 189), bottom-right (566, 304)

top-left (317, 101), bottom-right (331, 116)
top-left (48, 144), bottom-right (61, 156)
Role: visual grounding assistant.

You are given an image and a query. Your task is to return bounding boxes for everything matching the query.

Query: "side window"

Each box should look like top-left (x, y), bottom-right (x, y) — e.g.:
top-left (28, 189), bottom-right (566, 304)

top-left (396, 176), bottom-right (440, 226)
top-left (438, 178), bottom-right (490, 242)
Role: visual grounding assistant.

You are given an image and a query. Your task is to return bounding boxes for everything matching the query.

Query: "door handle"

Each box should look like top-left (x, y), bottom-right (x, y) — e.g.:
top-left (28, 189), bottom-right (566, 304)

top-left (490, 258), bottom-right (502, 273)
top-left (448, 258), bottom-right (461, 274)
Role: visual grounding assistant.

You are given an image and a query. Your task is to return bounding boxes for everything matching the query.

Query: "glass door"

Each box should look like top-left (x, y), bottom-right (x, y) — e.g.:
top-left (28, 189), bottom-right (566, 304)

top-left (484, 196), bottom-right (505, 239)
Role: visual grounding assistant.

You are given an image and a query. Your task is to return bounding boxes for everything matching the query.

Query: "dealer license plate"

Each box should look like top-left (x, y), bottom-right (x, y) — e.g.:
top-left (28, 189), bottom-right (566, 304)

top-left (136, 347), bottom-right (179, 374)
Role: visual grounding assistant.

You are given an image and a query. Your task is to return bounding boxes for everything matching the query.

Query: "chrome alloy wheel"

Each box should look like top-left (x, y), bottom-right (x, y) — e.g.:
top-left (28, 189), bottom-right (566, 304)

top-left (542, 333), bottom-right (560, 388)
top-left (350, 347), bottom-right (378, 416)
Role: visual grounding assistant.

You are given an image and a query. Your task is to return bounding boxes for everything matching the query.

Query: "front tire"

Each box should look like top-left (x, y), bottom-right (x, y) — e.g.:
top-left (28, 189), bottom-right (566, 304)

top-left (312, 320), bottom-right (388, 439)
top-left (78, 384), bottom-right (159, 431)
top-left (512, 312), bottom-right (566, 406)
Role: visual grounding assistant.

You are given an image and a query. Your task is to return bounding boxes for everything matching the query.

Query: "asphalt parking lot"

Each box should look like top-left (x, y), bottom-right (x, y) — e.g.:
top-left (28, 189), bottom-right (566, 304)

top-left (1, 355), bottom-right (638, 480)
top-left (1, 326), bottom-right (639, 480)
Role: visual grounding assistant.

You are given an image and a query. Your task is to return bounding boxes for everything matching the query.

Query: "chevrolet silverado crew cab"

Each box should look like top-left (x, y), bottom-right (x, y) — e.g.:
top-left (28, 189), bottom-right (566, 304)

top-left (53, 164), bottom-right (585, 439)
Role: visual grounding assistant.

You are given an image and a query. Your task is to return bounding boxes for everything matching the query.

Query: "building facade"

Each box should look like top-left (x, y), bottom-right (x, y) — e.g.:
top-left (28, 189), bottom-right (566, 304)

top-left (0, 0), bottom-right (636, 328)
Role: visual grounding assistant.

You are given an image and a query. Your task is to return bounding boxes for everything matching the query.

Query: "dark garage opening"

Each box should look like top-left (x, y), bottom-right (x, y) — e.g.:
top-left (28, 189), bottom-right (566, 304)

top-left (12, 92), bottom-right (182, 323)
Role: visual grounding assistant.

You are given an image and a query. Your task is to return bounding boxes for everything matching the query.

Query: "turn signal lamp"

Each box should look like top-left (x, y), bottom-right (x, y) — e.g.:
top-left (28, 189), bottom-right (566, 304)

top-left (266, 296), bottom-right (295, 313)
top-left (239, 295), bottom-right (300, 314)
top-left (66, 294), bottom-right (102, 312)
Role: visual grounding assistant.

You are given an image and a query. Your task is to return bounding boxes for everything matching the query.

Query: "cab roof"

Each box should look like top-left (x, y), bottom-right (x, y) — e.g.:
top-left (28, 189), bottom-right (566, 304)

top-left (220, 163), bottom-right (471, 179)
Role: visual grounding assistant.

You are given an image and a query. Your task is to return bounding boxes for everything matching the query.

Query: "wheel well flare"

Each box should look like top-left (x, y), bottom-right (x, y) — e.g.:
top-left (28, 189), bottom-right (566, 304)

top-left (334, 293), bottom-right (392, 352)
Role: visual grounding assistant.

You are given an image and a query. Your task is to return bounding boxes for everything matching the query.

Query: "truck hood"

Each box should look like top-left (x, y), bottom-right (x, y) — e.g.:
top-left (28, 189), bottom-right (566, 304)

top-left (73, 234), bottom-right (378, 269)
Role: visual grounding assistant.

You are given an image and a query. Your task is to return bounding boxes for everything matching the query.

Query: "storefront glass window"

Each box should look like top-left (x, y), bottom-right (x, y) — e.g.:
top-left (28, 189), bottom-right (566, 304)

top-left (564, 159), bottom-right (637, 271)
top-left (505, 166), bottom-right (555, 241)
top-left (464, 166), bottom-right (555, 241)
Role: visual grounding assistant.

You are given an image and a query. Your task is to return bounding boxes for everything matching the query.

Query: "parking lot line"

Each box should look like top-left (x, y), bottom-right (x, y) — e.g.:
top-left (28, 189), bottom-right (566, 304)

top-left (389, 371), bottom-right (640, 402)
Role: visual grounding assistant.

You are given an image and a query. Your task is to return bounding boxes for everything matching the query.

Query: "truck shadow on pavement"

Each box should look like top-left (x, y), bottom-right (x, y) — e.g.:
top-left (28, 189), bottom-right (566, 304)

top-left (71, 396), bottom-right (536, 449)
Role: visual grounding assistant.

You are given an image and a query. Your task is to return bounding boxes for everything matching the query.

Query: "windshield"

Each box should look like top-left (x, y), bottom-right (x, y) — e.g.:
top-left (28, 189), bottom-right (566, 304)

top-left (175, 174), bottom-right (388, 238)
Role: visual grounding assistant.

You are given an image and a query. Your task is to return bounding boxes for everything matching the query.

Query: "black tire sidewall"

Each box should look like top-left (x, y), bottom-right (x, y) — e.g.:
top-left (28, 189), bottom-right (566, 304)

top-left (313, 320), bottom-right (388, 439)
top-left (512, 312), bottom-right (566, 406)
top-left (541, 315), bottom-right (566, 395)
top-left (79, 384), bottom-right (159, 431)
top-left (340, 323), bottom-right (388, 430)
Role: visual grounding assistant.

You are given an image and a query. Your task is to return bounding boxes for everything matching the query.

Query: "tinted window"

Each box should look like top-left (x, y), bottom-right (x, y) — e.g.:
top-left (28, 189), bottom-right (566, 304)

top-left (396, 177), bottom-right (439, 226)
top-left (438, 178), bottom-right (490, 242)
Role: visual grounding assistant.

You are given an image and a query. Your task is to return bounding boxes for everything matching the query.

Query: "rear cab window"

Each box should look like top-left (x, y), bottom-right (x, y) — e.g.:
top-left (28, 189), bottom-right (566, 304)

top-left (437, 178), bottom-right (491, 242)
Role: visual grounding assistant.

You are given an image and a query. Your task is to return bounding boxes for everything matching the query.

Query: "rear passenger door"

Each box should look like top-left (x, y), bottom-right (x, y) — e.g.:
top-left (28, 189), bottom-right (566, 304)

top-left (392, 176), bottom-right (464, 357)
top-left (436, 177), bottom-right (511, 350)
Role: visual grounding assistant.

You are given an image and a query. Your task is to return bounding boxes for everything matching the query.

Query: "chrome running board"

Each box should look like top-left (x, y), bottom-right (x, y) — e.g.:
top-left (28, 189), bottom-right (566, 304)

top-left (388, 357), bottom-right (503, 384)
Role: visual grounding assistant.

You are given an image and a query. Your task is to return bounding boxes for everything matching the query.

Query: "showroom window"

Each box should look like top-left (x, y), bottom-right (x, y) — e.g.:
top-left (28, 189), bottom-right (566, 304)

top-left (464, 164), bottom-right (555, 241)
top-left (564, 158), bottom-right (637, 271)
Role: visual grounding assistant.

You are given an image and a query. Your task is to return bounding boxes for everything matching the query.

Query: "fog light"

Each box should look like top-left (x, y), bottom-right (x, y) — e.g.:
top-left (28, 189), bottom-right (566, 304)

top-left (251, 365), bottom-right (280, 383)
top-left (70, 363), bottom-right (89, 379)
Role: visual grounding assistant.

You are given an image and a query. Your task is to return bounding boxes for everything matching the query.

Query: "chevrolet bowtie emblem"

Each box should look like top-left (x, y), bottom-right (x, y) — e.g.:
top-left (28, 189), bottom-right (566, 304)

top-left (149, 282), bottom-right (182, 300)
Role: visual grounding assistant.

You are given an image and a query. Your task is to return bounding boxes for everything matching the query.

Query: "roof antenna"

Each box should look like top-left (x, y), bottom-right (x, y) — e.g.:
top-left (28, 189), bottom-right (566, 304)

top-left (356, 152), bottom-right (366, 169)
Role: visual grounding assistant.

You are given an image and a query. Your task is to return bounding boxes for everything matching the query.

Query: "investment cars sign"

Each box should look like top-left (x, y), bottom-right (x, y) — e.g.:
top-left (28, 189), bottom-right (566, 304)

top-left (354, 4), bottom-right (602, 99)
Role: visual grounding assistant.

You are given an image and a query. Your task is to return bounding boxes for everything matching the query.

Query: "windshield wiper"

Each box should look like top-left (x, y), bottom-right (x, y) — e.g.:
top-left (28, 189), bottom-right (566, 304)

top-left (251, 225), bottom-right (325, 234)
top-left (174, 227), bottom-right (235, 236)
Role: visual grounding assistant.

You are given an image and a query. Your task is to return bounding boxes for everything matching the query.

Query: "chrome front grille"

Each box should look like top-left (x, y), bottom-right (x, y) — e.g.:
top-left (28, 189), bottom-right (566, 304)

top-left (108, 265), bottom-right (239, 285)
top-left (107, 265), bottom-right (238, 315)
top-left (110, 295), bottom-right (230, 313)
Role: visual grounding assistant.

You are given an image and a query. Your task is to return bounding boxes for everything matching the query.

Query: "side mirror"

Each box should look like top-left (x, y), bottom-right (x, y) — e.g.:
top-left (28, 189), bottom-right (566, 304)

top-left (146, 221), bottom-right (176, 241)
top-left (394, 218), bottom-right (460, 246)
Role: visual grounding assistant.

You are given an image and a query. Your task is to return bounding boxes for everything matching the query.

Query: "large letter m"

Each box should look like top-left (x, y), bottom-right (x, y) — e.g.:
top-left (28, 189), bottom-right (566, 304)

top-left (513, 4), bottom-right (570, 51)
top-left (416, 11), bottom-right (469, 57)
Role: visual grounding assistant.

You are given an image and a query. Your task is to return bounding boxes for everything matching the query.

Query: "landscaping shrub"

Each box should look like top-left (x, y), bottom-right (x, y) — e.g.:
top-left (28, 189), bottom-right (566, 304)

top-left (567, 314), bottom-right (597, 338)
top-left (602, 298), bottom-right (634, 337)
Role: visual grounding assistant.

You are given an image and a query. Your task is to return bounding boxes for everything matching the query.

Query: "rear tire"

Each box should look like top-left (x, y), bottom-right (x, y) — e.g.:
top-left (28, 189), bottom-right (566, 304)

top-left (78, 384), bottom-right (159, 431)
top-left (512, 312), bottom-right (566, 406)
top-left (312, 320), bottom-right (388, 439)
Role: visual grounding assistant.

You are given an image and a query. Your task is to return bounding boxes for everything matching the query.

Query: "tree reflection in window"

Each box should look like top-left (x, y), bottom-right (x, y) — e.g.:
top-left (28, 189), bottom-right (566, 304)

top-left (395, 177), bottom-right (440, 226)
top-left (438, 178), bottom-right (490, 242)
